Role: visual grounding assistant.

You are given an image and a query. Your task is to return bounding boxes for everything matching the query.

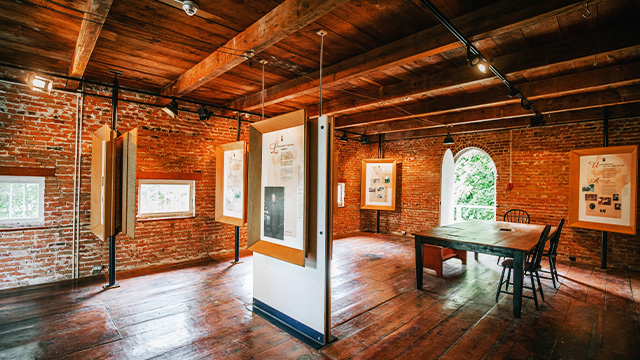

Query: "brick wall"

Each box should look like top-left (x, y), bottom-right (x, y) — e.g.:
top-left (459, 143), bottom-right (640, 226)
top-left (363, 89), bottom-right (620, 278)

top-left (0, 67), bottom-right (250, 289)
top-left (343, 119), bottom-right (640, 271)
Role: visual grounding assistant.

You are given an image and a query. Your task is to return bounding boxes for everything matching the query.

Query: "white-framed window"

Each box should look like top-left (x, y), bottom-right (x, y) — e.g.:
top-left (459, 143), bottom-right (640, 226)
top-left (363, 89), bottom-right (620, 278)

top-left (0, 176), bottom-right (45, 226)
top-left (137, 179), bottom-right (195, 220)
top-left (337, 182), bottom-right (345, 208)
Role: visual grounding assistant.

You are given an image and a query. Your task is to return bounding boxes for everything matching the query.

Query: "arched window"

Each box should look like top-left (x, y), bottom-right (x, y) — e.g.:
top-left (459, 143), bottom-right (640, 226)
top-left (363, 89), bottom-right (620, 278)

top-left (441, 148), bottom-right (496, 224)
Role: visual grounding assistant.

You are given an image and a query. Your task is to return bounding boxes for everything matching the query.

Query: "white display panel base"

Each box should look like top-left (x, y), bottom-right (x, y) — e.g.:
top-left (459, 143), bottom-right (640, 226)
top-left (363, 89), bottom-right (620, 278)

top-left (252, 116), bottom-right (333, 348)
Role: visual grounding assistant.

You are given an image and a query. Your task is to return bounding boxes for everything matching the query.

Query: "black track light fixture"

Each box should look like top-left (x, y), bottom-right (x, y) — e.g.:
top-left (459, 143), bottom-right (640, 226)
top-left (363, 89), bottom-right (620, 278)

top-left (339, 131), bottom-right (349, 142)
top-left (360, 135), bottom-right (368, 145)
top-left (467, 45), bottom-right (488, 73)
top-left (197, 106), bottom-right (213, 121)
top-left (507, 86), bottom-right (519, 98)
top-left (529, 114), bottom-right (546, 127)
top-left (443, 127), bottom-right (454, 145)
top-left (520, 98), bottom-right (532, 111)
top-left (162, 100), bottom-right (179, 118)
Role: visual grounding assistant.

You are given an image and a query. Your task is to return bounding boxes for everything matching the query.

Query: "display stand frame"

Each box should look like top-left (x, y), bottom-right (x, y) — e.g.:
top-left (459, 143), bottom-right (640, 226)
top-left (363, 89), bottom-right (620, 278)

top-left (215, 141), bottom-right (248, 226)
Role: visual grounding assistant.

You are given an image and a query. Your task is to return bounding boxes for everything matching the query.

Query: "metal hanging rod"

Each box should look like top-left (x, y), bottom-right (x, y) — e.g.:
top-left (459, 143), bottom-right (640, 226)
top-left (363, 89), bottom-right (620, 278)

top-left (0, 62), bottom-right (266, 118)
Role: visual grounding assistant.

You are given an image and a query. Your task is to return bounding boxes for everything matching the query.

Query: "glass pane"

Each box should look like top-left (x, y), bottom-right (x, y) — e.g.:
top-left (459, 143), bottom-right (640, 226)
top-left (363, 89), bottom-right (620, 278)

top-left (10, 183), bottom-right (25, 218)
top-left (26, 183), bottom-right (39, 218)
top-left (139, 184), bottom-right (191, 214)
top-left (0, 183), bottom-right (9, 219)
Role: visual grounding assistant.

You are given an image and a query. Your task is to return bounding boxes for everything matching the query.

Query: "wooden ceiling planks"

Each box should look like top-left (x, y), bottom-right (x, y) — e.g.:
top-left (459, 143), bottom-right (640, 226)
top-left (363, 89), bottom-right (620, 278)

top-left (0, 0), bottom-right (638, 136)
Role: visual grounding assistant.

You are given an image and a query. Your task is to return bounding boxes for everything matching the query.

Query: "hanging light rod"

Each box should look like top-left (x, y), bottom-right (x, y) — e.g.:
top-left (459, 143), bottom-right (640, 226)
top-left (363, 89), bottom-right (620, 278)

top-left (418, 0), bottom-right (542, 119)
top-left (0, 62), bottom-right (265, 119)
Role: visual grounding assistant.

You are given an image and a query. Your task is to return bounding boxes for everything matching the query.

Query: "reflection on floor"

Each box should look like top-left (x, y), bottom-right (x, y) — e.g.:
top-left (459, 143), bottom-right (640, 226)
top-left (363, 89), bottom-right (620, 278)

top-left (1, 233), bottom-right (639, 359)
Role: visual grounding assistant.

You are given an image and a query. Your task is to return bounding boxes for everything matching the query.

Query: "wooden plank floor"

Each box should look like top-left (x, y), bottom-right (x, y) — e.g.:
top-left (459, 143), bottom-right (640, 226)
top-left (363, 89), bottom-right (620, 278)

top-left (1, 233), bottom-right (639, 359)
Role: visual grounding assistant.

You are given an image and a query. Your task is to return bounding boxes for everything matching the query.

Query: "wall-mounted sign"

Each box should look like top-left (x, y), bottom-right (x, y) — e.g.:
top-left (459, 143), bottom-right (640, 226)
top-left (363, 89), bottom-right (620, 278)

top-left (361, 158), bottom-right (397, 211)
top-left (569, 145), bottom-right (637, 235)
top-left (215, 141), bottom-right (247, 226)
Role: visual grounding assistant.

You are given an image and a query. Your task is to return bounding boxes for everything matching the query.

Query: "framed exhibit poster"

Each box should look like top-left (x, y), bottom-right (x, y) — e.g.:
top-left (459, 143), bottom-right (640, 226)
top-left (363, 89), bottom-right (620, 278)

top-left (215, 141), bottom-right (247, 226)
top-left (91, 125), bottom-right (117, 241)
top-left (569, 145), bottom-right (637, 235)
top-left (115, 128), bottom-right (137, 238)
top-left (247, 109), bottom-right (308, 266)
top-left (361, 159), bottom-right (397, 211)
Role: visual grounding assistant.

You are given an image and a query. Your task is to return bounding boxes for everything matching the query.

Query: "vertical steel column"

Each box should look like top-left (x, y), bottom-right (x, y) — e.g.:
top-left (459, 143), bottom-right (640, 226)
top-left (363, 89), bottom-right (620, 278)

top-left (233, 113), bottom-right (241, 263)
top-left (105, 70), bottom-right (122, 289)
top-left (601, 107), bottom-right (609, 269)
top-left (377, 134), bottom-right (382, 234)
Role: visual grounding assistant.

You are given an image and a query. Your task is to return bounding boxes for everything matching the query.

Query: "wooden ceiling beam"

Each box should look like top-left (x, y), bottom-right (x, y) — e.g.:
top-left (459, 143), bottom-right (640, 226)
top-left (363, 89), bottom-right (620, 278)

top-left (335, 59), bottom-right (640, 130)
top-left (66, 0), bottom-right (114, 90)
top-left (377, 102), bottom-right (640, 142)
top-left (156, 0), bottom-right (350, 103)
top-left (309, 26), bottom-right (639, 118)
top-left (226, 0), bottom-right (609, 111)
top-left (347, 84), bottom-right (640, 138)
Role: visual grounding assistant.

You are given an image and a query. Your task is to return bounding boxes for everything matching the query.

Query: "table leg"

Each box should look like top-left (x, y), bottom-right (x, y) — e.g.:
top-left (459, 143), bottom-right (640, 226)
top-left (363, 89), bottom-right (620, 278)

top-left (512, 251), bottom-right (525, 318)
top-left (415, 237), bottom-right (424, 290)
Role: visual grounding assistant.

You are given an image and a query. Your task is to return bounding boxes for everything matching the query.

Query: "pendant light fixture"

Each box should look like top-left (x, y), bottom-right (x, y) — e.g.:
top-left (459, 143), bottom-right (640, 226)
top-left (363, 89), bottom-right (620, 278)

top-left (443, 125), bottom-right (454, 145)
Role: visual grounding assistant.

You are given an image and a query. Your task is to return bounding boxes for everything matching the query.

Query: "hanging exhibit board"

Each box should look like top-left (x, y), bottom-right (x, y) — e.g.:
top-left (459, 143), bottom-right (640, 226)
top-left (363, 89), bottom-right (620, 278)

top-left (91, 125), bottom-right (117, 241)
top-left (115, 128), bottom-right (137, 238)
top-left (360, 158), bottom-right (397, 211)
top-left (215, 141), bottom-right (248, 226)
top-left (248, 109), bottom-right (308, 266)
top-left (252, 115), bottom-right (333, 349)
top-left (568, 145), bottom-right (637, 235)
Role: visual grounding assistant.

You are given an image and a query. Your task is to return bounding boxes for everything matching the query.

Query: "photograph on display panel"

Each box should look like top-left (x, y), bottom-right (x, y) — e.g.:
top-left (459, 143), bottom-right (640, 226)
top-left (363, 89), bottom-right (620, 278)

top-left (569, 145), bottom-right (637, 235)
top-left (361, 159), bottom-right (397, 211)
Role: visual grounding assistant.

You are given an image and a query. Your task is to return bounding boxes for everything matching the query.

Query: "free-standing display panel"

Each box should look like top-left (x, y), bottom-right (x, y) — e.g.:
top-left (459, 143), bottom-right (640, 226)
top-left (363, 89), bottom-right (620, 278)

top-left (360, 158), bottom-right (397, 211)
top-left (91, 125), bottom-right (117, 241)
top-left (568, 145), bottom-right (637, 235)
top-left (115, 128), bottom-right (137, 238)
top-left (248, 109), bottom-right (308, 266)
top-left (215, 141), bottom-right (248, 226)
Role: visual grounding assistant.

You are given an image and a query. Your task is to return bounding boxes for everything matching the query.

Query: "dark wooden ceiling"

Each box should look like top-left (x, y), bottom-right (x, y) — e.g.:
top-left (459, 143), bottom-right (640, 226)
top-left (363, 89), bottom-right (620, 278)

top-left (1, 0), bottom-right (639, 140)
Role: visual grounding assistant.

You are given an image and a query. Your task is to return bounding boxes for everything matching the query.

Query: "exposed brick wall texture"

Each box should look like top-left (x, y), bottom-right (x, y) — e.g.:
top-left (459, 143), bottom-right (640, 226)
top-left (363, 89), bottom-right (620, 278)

top-left (341, 120), bottom-right (640, 271)
top-left (1, 67), bottom-right (249, 289)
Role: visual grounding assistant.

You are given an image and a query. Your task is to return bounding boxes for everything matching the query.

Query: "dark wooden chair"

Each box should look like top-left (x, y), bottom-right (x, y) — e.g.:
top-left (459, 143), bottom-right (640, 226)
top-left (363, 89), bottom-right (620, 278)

top-left (495, 225), bottom-right (551, 310)
top-left (497, 209), bottom-right (531, 264)
top-left (540, 219), bottom-right (565, 289)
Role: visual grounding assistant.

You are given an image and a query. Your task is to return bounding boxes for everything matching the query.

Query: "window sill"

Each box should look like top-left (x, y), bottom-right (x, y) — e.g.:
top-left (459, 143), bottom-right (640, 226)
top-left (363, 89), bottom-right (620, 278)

top-left (136, 215), bottom-right (196, 222)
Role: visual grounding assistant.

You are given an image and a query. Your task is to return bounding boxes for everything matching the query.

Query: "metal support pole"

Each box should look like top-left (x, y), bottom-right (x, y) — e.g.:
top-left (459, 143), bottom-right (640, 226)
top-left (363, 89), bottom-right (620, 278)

top-left (377, 134), bottom-right (382, 234)
top-left (104, 70), bottom-right (122, 289)
top-left (601, 107), bottom-right (609, 270)
top-left (233, 113), bottom-right (241, 263)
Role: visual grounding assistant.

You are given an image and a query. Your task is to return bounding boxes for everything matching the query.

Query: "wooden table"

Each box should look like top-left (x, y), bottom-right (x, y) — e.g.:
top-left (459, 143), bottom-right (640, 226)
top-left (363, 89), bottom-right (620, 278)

top-left (414, 220), bottom-right (555, 317)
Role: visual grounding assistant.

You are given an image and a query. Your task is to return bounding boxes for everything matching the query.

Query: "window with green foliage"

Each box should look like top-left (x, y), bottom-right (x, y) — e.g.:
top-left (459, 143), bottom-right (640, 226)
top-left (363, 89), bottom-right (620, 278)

top-left (453, 148), bottom-right (496, 222)
top-left (0, 176), bottom-right (45, 225)
top-left (137, 179), bottom-right (195, 220)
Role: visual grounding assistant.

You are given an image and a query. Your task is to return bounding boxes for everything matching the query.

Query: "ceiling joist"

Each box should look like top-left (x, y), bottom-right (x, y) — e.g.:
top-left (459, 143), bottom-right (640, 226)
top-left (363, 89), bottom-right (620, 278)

top-left (66, 0), bottom-right (114, 90)
top-left (157, 0), bottom-right (350, 103)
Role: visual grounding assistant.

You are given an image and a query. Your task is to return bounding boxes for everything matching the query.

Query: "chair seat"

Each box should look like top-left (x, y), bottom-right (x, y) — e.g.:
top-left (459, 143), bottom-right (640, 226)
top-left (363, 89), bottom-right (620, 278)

top-left (500, 258), bottom-right (542, 271)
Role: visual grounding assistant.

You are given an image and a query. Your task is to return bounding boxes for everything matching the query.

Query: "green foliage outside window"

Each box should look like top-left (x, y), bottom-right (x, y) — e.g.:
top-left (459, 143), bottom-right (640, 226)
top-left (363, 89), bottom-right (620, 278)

top-left (454, 149), bottom-right (496, 221)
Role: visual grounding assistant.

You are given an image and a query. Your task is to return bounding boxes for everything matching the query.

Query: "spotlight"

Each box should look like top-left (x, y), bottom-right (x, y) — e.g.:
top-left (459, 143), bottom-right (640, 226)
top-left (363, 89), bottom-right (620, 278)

top-left (529, 114), bottom-right (545, 127)
top-left (443, 131), bottom-right (454, 145)
top-left (28, 75), bottom-right (53, 93)
top-left (467, 46), bottom-right (488, 73)
top-left (182, 0), bottom-right (198, 16)
top-left (507, 86), bottom-right (519, 98)
top-left (339, 132), bottom-right (349, 142)
top-left (162, 100), bottom-right (179, 118)
top-left (360, 135), bottom-right (368, 145)
top-left (197, 106), bottom-right (213, 121)
top-left (521, 98), bottom-right (532, 111)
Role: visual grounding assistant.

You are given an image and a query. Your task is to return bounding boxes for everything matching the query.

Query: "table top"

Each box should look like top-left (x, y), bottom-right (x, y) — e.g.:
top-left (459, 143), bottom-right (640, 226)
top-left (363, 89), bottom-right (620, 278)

top-left (413, 220), bottom-right (554, 252)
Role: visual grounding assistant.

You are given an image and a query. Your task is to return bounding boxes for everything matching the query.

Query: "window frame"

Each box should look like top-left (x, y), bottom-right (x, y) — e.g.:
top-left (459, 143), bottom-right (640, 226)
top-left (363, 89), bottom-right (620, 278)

top-left (137, 179), bottom-right (196, 221)
top-left (0, 175), bottom-right (46, 226)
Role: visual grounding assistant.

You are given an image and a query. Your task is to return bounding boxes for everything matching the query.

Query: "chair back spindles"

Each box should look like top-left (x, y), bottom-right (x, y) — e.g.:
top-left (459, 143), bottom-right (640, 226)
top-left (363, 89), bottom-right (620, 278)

top-left (547, 219), bottom-right (565, 256)
top-left (530, 225), bottom-right (552, 271)
top-left (504, 209), bottom-right (530, 224)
